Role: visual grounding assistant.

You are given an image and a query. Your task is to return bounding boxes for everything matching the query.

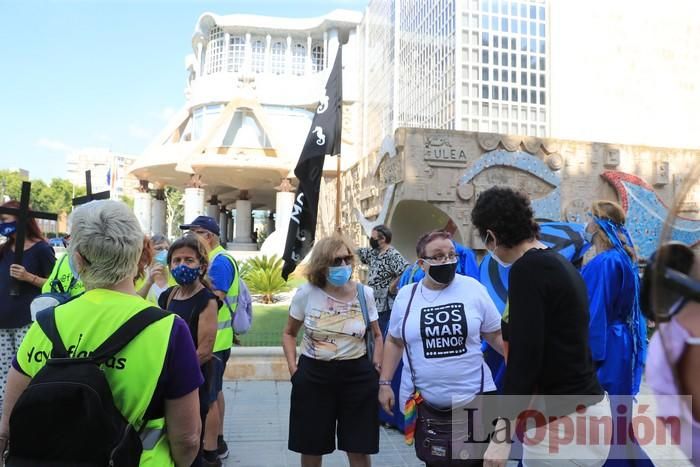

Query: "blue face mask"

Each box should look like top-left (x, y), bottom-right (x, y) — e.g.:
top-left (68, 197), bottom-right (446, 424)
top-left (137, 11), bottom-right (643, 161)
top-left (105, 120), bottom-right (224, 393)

top-left (171, 264), bottom-right (200, 285)
top-left (0, 222), bottom-right (17, 237)
top-left (327, 265), bottom-right (352, 287)
top-left (154, 250), bottom-right (168, 265)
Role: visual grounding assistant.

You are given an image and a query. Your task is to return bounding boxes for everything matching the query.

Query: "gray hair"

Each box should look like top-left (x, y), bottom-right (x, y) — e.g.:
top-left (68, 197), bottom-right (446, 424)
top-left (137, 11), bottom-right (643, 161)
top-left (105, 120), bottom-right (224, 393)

top-left (68, 200), bottom-right (143, 289)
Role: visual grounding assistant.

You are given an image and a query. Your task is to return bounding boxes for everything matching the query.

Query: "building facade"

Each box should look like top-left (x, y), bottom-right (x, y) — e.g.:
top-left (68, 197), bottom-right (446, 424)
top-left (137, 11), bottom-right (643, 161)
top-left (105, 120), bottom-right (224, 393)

top-left (67, 149), bottom-right (140, 201)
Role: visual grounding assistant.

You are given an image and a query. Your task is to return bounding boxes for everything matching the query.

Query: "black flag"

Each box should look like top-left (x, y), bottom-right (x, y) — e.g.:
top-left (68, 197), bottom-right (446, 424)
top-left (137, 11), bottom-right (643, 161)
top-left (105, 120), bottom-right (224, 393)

top-left (282, 46), bottom-right (343, 279)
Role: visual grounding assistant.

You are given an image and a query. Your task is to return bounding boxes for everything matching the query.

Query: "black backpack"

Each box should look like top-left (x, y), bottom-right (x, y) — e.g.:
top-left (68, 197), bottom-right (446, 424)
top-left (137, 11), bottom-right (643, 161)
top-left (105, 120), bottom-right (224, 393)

top-left (6, 306), bottom-right (170, 467)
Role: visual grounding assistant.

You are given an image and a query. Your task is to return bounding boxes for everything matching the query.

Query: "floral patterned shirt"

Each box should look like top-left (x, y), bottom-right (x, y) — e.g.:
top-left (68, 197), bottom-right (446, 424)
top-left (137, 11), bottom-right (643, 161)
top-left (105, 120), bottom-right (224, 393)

top-left (357, 245), bottom-right (409, 314)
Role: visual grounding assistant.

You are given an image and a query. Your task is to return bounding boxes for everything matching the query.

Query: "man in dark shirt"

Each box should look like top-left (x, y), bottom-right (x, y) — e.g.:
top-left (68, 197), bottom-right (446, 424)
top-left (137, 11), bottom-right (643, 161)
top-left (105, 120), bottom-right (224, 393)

top-left (472, 187), bottom-right (610, 467)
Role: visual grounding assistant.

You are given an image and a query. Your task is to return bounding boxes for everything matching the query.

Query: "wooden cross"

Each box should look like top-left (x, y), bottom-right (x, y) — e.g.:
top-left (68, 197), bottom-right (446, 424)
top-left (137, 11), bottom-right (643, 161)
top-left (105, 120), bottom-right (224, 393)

top-left (0, 181), bottom-right (58, 295)
top-left (72, 170), bottom-right (110, 206)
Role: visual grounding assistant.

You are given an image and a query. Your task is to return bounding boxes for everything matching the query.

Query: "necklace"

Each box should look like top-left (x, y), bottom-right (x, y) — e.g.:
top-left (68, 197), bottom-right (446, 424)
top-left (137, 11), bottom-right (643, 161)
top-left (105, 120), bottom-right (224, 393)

top-left (420, 282), bottom-right (445, 304)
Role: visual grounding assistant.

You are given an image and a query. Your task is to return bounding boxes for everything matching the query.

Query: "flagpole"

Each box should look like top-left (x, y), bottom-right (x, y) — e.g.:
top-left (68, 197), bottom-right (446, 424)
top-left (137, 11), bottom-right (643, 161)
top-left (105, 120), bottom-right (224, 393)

top-left (335, 155), bottom-right (341, 232)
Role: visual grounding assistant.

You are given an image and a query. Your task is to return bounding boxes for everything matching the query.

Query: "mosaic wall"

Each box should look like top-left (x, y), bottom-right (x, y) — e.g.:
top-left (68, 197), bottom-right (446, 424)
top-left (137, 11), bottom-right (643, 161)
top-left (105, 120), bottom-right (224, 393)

top-left (318, 128), bottom-right (700, 259)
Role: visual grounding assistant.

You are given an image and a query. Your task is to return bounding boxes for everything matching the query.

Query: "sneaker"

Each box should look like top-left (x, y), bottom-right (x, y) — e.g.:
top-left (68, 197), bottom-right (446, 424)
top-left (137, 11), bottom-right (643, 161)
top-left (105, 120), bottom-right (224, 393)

top-left (217, 438), bottom-right (229, 460)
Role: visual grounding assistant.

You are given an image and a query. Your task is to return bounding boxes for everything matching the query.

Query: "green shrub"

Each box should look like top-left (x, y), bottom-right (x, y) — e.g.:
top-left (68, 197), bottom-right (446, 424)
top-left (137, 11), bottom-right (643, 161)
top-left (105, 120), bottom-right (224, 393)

top-left (241, 255), bottom-right (291, 304)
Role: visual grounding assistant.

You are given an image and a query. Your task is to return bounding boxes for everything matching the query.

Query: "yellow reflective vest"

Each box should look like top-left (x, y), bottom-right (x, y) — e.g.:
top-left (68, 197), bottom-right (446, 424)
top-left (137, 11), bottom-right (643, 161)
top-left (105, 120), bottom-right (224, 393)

top-left (17, 289), bottom-right (178, 466)
top-left (41, 252), bottom-right (85, 296)
top-left (208, 245), bottom-right (240, 352)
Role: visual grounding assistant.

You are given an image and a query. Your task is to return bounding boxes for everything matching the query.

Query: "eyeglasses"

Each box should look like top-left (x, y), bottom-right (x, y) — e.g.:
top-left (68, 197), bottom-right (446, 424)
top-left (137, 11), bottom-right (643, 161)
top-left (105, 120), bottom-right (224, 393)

top-left (331, 255), bottom-right (354, 266)
top-left (421, 253), bottom-right (458, 264)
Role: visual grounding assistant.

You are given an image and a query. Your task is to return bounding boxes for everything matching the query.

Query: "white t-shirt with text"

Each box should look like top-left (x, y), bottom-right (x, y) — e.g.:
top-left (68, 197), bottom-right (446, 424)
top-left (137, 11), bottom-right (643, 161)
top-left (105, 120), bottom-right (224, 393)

top-left (290, 282), bottom-right (378, 361)
top-left (389, 274), bottom-right (501, 411)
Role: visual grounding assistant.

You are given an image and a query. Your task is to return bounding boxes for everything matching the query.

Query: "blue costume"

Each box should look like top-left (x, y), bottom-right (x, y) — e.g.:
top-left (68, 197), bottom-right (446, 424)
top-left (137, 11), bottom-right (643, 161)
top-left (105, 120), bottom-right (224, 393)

top-left (581, 219), bottom-right (647, 396)
top-left (581, 218), bottom-right (651, 467)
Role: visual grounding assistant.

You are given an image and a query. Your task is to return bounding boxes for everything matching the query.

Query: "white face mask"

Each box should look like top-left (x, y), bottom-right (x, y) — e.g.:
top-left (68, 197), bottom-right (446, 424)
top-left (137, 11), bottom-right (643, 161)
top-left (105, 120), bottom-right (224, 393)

top-left (484, 232), bottom-right (512, 268)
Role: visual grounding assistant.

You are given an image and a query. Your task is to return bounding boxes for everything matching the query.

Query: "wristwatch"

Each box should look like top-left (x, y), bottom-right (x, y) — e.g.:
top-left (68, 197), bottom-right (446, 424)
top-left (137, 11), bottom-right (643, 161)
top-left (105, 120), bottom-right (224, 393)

top-left (378, 380), bottom-right (392, 386)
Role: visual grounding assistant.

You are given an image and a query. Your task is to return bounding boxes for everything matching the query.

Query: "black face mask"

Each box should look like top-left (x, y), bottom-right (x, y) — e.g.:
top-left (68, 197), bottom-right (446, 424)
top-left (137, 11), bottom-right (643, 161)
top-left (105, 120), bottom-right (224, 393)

top-left (427, 261), bottom-right (457, 285)
top-left (369, 237), bottom-right (380, 249)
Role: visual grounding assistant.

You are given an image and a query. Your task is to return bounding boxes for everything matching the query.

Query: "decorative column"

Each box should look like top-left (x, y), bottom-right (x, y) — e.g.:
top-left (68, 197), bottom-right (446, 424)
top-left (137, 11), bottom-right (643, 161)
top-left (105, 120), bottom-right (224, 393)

top-left (244, 32), bottom-right (252, 74)
top-left (151, 188), bottom-right (167, 236)
top-left (265, 34), bottom-right (271, 74)
top-left (327, 29), bottom-right (339, 69)
top-left (306, 35), bottom-right (312, 76)
top-left (197, 41), bottom-right (204, 77)
top-left (285, 35), bottom-right (292, 75)
top-left (224, 32), bottom-right (231, 72)
top-left (323, 31), bottom-right (328, 69)
top-left (274, 179), bottom-right (295, 235)
top-left (184, 187), bottom-right (205, 224)
top-left (232, 190), bottom-right (256, 250)
top-left (133, 181), bottom-right (152, 234)
top-left (207, 195), bottom-right (219, 220)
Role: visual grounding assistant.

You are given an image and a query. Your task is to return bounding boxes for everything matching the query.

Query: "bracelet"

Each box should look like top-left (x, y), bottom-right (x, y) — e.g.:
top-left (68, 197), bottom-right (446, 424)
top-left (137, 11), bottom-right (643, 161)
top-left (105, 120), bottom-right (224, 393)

top-left (379, 380), bottom-right (392, 386)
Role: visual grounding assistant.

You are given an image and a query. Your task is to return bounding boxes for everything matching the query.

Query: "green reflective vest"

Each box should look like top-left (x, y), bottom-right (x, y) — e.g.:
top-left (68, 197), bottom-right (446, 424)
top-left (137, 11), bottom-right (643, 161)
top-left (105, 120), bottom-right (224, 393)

top-left (208, 245), bottom-right (240, 352)
top-left (17, 289), bottom-right (177, 466)
top-left (41, 252), bottom-right (85, 296)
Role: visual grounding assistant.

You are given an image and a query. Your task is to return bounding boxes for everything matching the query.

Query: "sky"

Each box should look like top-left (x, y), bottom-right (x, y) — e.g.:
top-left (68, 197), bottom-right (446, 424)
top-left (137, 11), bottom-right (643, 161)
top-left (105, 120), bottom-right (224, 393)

top-left (0, 0), bottom-right (369, 181)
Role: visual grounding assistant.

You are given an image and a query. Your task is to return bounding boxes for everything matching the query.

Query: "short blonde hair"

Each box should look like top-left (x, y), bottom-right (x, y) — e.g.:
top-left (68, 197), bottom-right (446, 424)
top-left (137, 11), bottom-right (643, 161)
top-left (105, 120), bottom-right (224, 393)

top-left (68, 200), bottom-right (143, 290)
top-left (304, 234), bottom-right (356, 288)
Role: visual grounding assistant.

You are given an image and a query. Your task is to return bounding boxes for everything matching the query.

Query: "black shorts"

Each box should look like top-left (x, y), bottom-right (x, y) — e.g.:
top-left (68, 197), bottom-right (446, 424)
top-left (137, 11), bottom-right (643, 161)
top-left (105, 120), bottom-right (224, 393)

top-left (288, 355), bottom-right (379, 456)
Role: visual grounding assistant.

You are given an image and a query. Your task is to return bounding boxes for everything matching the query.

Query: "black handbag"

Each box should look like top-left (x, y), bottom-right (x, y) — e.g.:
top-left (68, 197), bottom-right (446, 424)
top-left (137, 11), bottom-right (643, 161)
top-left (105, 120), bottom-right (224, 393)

top-left (401, 284), bottom-right (488, 465)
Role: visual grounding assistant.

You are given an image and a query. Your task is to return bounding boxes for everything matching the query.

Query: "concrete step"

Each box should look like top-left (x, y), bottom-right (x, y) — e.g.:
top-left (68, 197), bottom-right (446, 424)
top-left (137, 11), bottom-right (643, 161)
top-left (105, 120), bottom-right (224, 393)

top-left (224, 346), bottom-right (291, 381)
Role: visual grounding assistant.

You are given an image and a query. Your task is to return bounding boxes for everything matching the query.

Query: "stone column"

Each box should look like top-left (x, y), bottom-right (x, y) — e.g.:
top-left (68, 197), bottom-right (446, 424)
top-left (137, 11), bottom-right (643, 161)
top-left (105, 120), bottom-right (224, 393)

top-left (285, 35), bottom-right (292, 75)
top-left (207, 195), bottom-right (219, 220)
top-left (327, 29), bottom-right (339, 68)
top-left (244, 32), bottom-right (252, 74)
top-left (265, 34), bottom-right (271, 74)
top-left (274, 191), bottom-right (295, 235)
top-left (184, 187), bottom-right (205, 224)
top-left (234, 199), bottom-right (253, 243)
top-left (224, 32), bottom-right (231, 71)
top-left (133, 190), bottom-right (152, 235)
top-left (151, 189), bottom-right (167, 236)
top-left (306, 35), bottom-right (312, 76)
top-left (323, 31), bottom-right (328, 69)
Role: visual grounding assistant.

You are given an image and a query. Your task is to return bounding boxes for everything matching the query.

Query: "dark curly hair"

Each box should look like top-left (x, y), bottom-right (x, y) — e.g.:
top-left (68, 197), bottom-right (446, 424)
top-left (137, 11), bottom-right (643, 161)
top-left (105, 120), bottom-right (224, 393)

top-left (471, 187), bottom-right (540, 248)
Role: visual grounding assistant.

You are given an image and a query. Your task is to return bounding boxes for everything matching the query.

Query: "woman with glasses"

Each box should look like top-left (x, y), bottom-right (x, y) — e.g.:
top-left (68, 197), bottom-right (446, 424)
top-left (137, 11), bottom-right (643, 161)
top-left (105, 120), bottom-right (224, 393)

top-left (379, 229), bottom-right (504, 466)
top-left (282, 234), bottom-right (383, 467)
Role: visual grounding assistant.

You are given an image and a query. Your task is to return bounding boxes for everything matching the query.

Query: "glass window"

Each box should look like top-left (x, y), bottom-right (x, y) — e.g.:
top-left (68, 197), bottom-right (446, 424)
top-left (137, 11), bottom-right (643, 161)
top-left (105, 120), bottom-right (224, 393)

top-left (530, 72), bottom-right (536, 86)
top-left (502, 17), bottom-right (508, 31)
top-left (521, 54), bottom-right (527, 68)
top-left (228, 36), bottom-right (245, 72)
top-left (520, 4), bottom-right (527, 17)
top-left (539, 23), bottom-right (545, 37)
top-left (271, 41), bottom-right (286, 74)
top-left (502, 52), bottom-right (508, 66)
top-left (530, 5), bottom-right (536, 18)
top-left (483, 50), bottom-right (489, 63)
top-left (539, 74), bottom-right (545, 87)
top-left (482, 84), bottom-right (489, 99)
top-left (530, 22), bottom-right (536, 36)
top-left (493, 67), bottom-right (499, 81)
top-left (493, 86), bottom-right (499, 100)
top-left (521, 20), bottom-right (527, 36)
top-left (511, 88), bottom-right (518, 101)
top-left (482, 32), bottom-right (489, 46)
top-left (502, 69), bottom-right (508, 81)
top-left (482, 103), bottom-right (489, 116)
top-left (539, 57), bottom-right (546, 71)
top-left (501, 1), bottom-right (508, 15)
top-left (493, 51), bottom-right (499, 65)
top-left (511, 2), bottom-right (518, 15)
top-left (530, 39), bottom-right (536, 52)
top-left (493, 35), bottom-right (499, 48)
top-left (492, 16), bottom-right (498, 30)
top-left (502, 86), bottom-right (508, 101)
top-left (539, 40), bottom-right (545, 53)
top-left (511, 19), bottom-right (518, 33)
top-left (482, 67), bottom-right (489, 80)
top-left (481, 15), bottom-right (489, 28)
top-left (511, 70), bottom-right (516, 82)
top-left (539, 6), bottom-right (545, 20)
top-left (205, 26), bottom-right (225, 75)
top-left (192, 107), bottom-right (204, 140)
top-left (511, 53), bottom-right (516, 65)
top-left (530, 56), bottom-right (537, 69)
top-left (312, 45), bottom-right (324, 72)
top-left (521, 71), bottom-right (527, 84)
top-left (292, 43), bottom-right (306, 76)
top-left (491, 0), bottom-right (499, 13)
top-left (521, 89), bottom-right (527, 102)
top-left (501, 36), bottom-right (508, 48)
top-left (511, 38), bottom-right (516, 49)
top-left (531, 90), bottom-right (537, 103)
top-left (252, 39), bottom-right (266, 73)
